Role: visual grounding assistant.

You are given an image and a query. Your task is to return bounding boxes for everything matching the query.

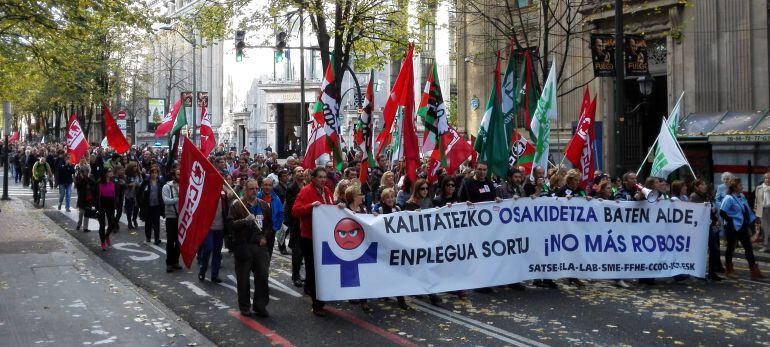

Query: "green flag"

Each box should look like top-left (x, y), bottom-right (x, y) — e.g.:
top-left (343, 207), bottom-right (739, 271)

top-left (529, 61), bottom-right (557, 176)
top-left (667, 91), bottom-right (684, 136)
top-left (501, 51), bottom-right (519, 145)
top-left (650, 117), bottom-right (690, 178)
top-left (473, 53), bottom-right (509, 178)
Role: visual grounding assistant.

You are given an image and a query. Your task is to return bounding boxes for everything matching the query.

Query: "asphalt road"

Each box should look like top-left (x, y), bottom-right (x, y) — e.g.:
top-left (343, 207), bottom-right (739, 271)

top-left (4, 175), bottom-right (770, 346)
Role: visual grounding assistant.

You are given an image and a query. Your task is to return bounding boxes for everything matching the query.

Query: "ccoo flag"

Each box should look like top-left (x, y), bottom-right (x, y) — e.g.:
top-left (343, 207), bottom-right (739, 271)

top-left (564, 94), bottom-right (597, 188)
top-left (650, 118), bottom-right (690, 178)
top-left (529, 61), bottom-right (557, 177)
top-left (177, 136), bottom-right (225, 268)
top-left (66, 114), bottom-right (89, 164)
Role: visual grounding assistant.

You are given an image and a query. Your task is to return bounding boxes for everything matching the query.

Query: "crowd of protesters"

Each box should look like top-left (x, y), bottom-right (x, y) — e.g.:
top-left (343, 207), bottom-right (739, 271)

top-left (1, 140), bottom-right (768, 319)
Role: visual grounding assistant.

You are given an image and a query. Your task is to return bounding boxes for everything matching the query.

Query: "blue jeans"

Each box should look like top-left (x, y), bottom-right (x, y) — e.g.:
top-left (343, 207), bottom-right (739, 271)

top-left (58, 183), bottom-right (72, 209)
top-left (199, 229), bottom-right (224, 279)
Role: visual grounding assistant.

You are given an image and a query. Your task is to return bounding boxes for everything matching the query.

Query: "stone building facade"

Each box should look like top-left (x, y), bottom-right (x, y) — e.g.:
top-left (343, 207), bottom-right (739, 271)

top-left (455, 0), bottom-right (770, 175)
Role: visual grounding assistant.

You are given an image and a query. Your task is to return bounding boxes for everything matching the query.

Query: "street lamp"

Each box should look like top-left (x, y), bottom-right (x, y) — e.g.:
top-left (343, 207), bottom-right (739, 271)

top-left (159, 24), bottom-right (198, 145)
top-left (637, 74), bottom-right (655, 97)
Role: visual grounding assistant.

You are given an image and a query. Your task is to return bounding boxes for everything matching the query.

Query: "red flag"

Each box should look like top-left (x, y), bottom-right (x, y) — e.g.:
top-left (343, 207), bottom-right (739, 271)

top-left (66, 114), bottom-right (89, 164)
top-left (426, 126), bottom-right (474, 181)
top-left (155, 97), bottom-right (182, 138)
top-left (376, 45), bottom-right (414, 158)
top-left (395, 44), bottom-right (420, 183)
top-left (303, 122), bottom-right (330, 169)
top-left (199, 104), bottom-right (216, 157)
top-left (564, 94), bottom-right (597, 189)
top-left (102, 102), bottom-right (130, 154)
top-left (178, 136), bottom-right (225, 268)
top-left (9, 131), bottom-right (19, 143)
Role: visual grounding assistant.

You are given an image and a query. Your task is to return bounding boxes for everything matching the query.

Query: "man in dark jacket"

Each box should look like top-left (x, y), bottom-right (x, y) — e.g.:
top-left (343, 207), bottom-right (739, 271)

top-left (227, 179), bottom-right (272, 318)
top-left (57, 154), bottom-right (76, 212)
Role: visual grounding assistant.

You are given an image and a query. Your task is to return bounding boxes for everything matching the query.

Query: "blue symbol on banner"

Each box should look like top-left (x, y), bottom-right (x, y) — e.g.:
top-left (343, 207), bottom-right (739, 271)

top-left (321, 242), bottom-right (378, 287)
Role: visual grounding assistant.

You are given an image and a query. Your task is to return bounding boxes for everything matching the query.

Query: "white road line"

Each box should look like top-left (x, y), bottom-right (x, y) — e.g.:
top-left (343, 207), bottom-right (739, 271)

top-left (179, 281), bottom-right (230, 309)
top-left (226, 275), bottom-right (280, 301)
top-left (268, 278), bottom-right (302, 298)
top-left (411, 300), bottom-right (549, 347)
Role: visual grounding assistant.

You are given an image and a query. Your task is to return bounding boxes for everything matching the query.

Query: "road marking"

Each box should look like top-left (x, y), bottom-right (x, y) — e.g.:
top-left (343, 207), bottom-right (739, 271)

top-left (268, 278), bottom-right (302, 298)
top-left (323, 305), bottom-right (419, 347)
top-left (179, 281), bottom-right (230, 309)
top-left (227, 310), bottom-right (294, 347)
top-left (411, 300), bottom-right (548, 347)
top-left (226, 275), bottom-right (280, 301)
top-left (111, 243), bottom-right (160, 261)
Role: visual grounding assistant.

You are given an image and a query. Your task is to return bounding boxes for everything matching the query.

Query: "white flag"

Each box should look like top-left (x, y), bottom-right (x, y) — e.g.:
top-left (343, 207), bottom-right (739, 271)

top-left (667, 92), bottom-right (684, 136)
top-left (650, 118), bottom-right (690, 178)
top-left (529, 61), bottom-right (557, 176)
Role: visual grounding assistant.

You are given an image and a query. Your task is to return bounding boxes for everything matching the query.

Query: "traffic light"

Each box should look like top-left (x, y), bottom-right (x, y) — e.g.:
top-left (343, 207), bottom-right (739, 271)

top-left (275, 31), bottom-right (287, 62)
top-left (235, 30), bottom-right (245, 62)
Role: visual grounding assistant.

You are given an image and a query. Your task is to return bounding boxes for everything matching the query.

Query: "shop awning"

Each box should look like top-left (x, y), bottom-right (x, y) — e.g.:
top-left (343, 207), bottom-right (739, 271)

top-left (677, 110), bottom-right (770, 143)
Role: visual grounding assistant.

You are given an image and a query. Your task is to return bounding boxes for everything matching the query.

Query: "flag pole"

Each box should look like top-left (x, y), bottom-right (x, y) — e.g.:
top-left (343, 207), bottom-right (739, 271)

top-left (221, 179), bottom-right (263, 231)
top-left (635, 136), bottom-right (659, 177)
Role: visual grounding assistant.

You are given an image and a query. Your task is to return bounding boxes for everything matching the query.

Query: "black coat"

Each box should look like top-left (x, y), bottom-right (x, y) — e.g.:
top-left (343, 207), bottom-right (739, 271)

top-left (139, 177), bottom-right (165, 218)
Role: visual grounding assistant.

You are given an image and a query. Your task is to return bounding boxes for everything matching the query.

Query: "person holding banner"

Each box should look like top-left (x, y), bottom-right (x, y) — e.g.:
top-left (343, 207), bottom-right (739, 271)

top-left (292, 166), bottom-right (335, 317)
top-left (404, 179), bottom-right (444, 305)
top-left (720, 178), bottom-right (764, 280)
top-left (227, 179), bottom-right (272, 318)
top-left (689, 179), bottom-right (724, 281)
top-left (554, 170), bottom-right (591, 288)
top-left (343, 185), bottom-right (375, 313)
top-left (371, 188), bottom-right (412, 309)
top-left (433, 176), bottom-right (461, 208)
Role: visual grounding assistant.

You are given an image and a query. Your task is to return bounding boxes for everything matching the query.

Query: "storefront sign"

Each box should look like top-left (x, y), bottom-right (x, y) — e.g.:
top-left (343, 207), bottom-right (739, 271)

top-left (708, 134), bottom-right (770, 143)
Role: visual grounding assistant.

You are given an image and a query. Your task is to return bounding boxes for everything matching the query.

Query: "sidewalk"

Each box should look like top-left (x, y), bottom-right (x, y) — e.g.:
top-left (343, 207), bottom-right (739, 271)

top-left (0, 198), bottom-right (213, 346)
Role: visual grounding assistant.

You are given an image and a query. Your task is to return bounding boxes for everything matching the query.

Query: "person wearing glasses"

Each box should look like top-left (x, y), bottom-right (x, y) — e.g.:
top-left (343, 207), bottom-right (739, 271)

top-left (404, 179), bottom-right (442, 306)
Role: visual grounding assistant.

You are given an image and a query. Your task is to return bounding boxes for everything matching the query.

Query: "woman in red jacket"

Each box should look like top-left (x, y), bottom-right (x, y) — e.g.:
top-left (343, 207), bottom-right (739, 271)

top-left (292, 166), bottom-right (334, 317)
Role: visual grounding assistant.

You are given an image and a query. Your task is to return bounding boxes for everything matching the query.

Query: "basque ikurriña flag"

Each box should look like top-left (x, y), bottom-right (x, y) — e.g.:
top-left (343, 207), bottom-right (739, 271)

top-left (155, 97), bottom-right (182, 138)
top-left (178, 136), bottom-right (224, 268)
top-left (66, 114), bottom-right (89, 164)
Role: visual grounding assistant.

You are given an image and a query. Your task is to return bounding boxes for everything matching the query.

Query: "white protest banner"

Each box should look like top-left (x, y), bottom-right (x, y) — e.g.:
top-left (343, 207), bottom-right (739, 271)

top-left (312, 198), bottom-right (710, 301)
